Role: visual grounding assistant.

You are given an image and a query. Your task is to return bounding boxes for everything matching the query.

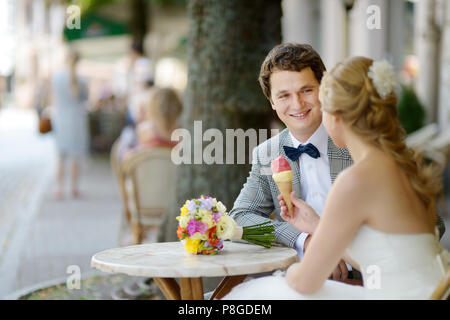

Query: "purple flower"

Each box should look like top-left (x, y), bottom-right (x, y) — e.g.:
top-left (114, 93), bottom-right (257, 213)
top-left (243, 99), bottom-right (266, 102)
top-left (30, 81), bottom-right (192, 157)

top-left (203, 240), bottom-right (213, 248)
top-left (186, 200), bottom-right (198, 213)
top-left (199, 198), bottom-right (213, 211)
top-left (212, 211), bottom-right (222, 223)
top-left (204, 239), bottom-right (223, 250)
top-left (187, 219), bottom-right (208, 236)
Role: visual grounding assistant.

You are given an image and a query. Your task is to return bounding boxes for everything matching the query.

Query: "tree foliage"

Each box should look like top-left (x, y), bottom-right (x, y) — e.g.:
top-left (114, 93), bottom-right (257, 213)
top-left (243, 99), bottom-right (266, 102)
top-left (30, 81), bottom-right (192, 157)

top-left (61, 0), bottom-right (186, 13)
top-left (398, 85), bottom-right (426, 134)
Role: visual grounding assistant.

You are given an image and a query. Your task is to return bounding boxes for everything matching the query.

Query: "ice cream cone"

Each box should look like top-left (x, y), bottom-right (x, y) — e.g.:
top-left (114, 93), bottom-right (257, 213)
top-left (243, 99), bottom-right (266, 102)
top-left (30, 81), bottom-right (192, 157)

top-left (271, 155), bottom-right (294, 218)
top-left (274, 180), bottom-right (294, 218)
top-left (273, 170), bottom-right (293, 218)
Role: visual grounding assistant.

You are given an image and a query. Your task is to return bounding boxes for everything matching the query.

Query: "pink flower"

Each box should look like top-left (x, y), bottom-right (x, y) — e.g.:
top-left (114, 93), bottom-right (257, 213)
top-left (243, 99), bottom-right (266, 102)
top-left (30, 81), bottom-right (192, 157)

top-left (187, 219), bottom-right (208, 236)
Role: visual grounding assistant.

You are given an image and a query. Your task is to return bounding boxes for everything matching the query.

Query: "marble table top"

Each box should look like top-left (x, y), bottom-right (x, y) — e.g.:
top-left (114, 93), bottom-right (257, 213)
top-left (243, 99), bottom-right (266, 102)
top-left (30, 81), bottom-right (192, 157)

top-left (91, 241), bottom-right (299, 278)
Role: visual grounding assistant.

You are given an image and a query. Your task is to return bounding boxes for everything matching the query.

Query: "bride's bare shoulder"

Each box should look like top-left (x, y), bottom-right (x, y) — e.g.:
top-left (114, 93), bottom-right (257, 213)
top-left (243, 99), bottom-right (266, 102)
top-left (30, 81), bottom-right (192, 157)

top-left (324, 164), bottom-right (374, 221)
top-left (333, 155), bottom-right (394, 196)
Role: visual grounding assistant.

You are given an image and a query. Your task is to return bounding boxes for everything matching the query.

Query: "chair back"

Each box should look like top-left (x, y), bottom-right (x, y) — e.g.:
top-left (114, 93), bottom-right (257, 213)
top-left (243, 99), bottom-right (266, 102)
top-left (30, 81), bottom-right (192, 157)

top-left (405, 123), bottom-right (438, 150)
top-left (110, 139), bottom-right (120, 180)
top-left (122, 147), bottom-right (176, 226)
top-left (430, 268), bottom-right (450, 300)
top-left (110, 139), bottom-right (131, 221)
top-left (427, 128), bottom-right (450, 160)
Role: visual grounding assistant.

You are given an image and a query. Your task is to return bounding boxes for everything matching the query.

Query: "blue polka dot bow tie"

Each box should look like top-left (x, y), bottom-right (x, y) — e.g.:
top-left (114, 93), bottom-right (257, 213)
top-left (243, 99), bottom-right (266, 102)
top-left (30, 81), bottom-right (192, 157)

top-left (283, 143), bottom-right (321, 161)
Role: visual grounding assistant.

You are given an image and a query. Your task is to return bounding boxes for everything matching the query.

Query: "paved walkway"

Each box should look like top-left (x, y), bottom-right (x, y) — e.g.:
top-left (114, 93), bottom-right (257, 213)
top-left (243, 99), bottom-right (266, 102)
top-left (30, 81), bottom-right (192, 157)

top-left (0, 106), bottom-right (124, 298)
top-left (11, 156), bottom-right (124, 293)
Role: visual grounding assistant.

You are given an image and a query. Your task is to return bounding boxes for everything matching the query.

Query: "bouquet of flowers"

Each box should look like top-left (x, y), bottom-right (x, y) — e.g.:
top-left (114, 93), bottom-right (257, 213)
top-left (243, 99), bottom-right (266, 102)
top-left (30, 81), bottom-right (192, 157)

top-left (176, 195), bottom-right (276, 255)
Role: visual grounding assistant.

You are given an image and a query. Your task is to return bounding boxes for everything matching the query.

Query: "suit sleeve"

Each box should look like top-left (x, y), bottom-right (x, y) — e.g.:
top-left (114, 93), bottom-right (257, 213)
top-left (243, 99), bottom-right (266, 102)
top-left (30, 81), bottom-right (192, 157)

top-left (436, 210), bottom-right (446, 240)
top-left (229, 146), bottom-right (302, 248)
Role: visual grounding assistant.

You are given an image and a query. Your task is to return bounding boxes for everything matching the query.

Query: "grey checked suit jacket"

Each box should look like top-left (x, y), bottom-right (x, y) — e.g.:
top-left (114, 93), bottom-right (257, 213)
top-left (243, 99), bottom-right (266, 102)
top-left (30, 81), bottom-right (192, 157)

top-left (229, 128), bottom-right (445, 248)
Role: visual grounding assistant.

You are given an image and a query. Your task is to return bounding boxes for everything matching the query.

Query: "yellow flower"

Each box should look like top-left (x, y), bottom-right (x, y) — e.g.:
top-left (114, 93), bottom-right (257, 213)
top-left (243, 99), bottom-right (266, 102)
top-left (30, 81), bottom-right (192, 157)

top-left (178, 215), bottom-right (190, 228)
top-left (185, 239), bottom-right (200, 254)
top-left (195, 208), bottom-right (207, 219)
top-left (180, 205), bottom-right (189, 216)
top-left (200, 214), bottom-right (214, 229)
top-left (191, 232), bottom-right (207, 241)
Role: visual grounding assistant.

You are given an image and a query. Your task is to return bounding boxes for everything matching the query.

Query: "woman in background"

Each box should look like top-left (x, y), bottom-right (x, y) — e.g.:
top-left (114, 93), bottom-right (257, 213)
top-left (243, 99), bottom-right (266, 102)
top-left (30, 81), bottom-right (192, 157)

top-left (118, 87), bottom-right (182, 162)
top-left (51, 49), bottom-right (89, 199)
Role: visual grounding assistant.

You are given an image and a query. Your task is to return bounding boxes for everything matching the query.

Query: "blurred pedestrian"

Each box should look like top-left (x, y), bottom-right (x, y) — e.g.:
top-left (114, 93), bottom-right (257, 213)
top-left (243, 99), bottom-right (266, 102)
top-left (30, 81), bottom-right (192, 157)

top-left (0, 76), bottom-right (5, 109)
top-left (51, 49), bottom-right (89, 199)
top-left (127, 41), bottom-right (154, 126)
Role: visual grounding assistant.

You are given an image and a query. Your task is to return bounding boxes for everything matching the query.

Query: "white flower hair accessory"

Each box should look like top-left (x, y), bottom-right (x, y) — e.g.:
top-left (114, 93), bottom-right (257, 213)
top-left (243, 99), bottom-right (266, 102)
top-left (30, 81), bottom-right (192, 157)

top-left (367, 60), bottom-right (397, 99)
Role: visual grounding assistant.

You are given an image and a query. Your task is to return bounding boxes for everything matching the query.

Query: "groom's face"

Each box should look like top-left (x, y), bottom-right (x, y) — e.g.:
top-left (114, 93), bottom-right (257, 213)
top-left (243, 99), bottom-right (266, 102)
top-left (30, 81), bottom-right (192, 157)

top-left (270, 68), bottom-right (322, 142)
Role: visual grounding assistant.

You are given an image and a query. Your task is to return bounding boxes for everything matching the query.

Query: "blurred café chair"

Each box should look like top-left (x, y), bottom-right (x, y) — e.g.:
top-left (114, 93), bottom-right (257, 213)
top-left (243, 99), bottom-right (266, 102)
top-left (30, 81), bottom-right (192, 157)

top-left (406, 125), bottom-right (449, 221)
top-left (110, 139), bottom-right (133, 244)
top-left (424, 128), bottom-right (450, 218)
top-left (405, 123), bottom-right (439, 151)
top-left (121, 147), bottom-right (176, 244)
top-left (426, 128), bottom-right (450, 159)
top-left (430, 268), bottom-right (450, 300)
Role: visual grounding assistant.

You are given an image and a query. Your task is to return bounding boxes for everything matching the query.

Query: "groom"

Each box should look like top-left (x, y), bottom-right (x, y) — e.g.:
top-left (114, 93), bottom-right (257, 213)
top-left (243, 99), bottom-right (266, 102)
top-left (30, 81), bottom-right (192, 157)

top-left (229, 43), bottom-right (446, 281)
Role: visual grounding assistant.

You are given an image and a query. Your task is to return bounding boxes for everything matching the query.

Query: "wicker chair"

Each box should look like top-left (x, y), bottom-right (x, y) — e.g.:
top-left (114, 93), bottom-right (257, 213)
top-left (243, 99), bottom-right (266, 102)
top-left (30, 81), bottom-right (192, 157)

top-left (120, 147), bottom-right (176, 244)
top-left (430, 268), bottom-right (450, 300)
top-left (111, 140), bottom-right (131, 223)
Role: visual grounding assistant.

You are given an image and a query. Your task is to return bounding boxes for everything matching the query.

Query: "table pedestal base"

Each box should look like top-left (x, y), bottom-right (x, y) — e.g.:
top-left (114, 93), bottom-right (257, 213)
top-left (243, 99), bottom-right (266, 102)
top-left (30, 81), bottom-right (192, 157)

top-left (153, 278), bottom-right (181, 300)
top-left (209, 275), bottom-right (247, 300)
top-left (153, 275), bottom-right (247, 300)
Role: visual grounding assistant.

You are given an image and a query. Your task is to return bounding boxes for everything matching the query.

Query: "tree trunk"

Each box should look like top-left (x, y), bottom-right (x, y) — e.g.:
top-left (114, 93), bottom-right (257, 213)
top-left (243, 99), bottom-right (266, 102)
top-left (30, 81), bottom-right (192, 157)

top-left (438, 0), bottom-right (450, 130)
top-left (129, 0), bottom-right (149, 50)
top-left (415, 0), bottom-right (441, 124)
top-left (159, 0), bottom-right (282, 243)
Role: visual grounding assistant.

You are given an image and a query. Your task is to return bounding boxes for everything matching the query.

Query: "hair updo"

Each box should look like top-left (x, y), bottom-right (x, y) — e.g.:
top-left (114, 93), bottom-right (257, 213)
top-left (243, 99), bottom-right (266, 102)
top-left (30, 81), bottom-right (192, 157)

top-left (319, 56), bottom-right (441, 220)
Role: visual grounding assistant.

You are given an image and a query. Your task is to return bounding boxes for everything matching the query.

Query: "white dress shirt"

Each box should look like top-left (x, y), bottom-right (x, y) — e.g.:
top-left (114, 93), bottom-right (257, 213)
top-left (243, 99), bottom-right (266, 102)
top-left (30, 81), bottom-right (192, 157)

top-left (289, 124), bottom-right (331, 259)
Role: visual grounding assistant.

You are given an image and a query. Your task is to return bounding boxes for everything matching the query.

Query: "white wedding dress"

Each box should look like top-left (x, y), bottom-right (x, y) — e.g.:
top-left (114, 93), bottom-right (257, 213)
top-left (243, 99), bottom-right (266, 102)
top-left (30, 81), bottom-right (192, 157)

top-left (223, 225), bottom-right (449, 300)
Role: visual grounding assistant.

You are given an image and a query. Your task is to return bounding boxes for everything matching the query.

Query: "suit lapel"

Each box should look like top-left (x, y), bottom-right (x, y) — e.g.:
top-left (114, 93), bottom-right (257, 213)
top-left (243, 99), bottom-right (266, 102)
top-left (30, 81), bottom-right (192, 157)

top-left (278, 129), bottom-right (302, 199)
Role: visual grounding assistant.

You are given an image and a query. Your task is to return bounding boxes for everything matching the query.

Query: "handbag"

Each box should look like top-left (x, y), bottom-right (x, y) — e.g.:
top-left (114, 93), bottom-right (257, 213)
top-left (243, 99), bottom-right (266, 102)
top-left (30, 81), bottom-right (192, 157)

top-left (38, 105), bottom-right (52, 134)
top-left (39, 115), bottom-right (52, 134)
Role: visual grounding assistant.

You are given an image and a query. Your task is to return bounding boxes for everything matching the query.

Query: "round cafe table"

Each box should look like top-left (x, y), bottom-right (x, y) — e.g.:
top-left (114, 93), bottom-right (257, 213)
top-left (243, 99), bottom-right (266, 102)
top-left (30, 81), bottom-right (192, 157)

top-left (91, 241), bottom-right (298, 300)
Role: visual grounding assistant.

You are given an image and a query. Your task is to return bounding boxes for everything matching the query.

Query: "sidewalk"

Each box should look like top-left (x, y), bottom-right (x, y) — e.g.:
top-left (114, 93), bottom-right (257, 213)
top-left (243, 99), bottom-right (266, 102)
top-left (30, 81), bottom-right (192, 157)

top-left (12, 155), bottom-right (123, 291)
top-left (0, 106), bottom-right (132, 298)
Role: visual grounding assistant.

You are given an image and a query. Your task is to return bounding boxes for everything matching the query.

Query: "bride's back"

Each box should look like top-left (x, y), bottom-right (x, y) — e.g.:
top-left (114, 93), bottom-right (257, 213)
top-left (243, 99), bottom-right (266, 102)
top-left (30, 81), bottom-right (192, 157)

top-left (350, 150), bottom-right (435, 235)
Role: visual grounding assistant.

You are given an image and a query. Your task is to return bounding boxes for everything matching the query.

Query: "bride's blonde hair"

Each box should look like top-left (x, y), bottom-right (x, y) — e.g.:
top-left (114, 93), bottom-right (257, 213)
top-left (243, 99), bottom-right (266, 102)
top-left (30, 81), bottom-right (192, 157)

top-left (319, 56), bottom-right (441, 221)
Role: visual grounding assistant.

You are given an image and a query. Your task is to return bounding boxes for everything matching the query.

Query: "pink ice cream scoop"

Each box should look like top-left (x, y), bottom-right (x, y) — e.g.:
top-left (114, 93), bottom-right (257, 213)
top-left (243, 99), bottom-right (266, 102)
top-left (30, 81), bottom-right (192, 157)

top-left (271, 155), bottom-right (291, 173)
top-left (271, 155), bottom-right (294, 218)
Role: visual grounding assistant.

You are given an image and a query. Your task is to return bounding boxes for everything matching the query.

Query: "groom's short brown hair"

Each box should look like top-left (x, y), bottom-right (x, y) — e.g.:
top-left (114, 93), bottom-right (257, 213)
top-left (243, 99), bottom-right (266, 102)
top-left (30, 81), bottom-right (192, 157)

top-left (258, 43), bottom-right (327, 102)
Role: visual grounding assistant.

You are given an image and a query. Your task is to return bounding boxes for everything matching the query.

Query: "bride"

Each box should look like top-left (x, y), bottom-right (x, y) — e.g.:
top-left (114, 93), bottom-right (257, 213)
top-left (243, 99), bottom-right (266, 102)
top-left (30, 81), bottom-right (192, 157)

top-left (224, 57), bottom-right (448, 300)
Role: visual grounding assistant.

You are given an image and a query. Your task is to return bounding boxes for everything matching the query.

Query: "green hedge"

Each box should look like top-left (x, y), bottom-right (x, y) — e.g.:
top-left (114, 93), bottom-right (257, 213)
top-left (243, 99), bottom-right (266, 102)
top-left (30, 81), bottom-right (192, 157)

top-left (398, 85), bottom-right (426, 134)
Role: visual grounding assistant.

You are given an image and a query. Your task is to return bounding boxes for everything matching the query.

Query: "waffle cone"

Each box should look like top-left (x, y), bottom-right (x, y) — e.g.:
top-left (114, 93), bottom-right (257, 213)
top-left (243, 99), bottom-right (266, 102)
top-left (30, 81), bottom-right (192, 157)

top-left (275, 181), bottom-right (293, 218)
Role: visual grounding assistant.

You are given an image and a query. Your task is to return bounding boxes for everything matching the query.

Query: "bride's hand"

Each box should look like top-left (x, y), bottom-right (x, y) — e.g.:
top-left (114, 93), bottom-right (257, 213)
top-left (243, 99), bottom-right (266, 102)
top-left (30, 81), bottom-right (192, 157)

top-left (279, 191), bottom-right (320, 234)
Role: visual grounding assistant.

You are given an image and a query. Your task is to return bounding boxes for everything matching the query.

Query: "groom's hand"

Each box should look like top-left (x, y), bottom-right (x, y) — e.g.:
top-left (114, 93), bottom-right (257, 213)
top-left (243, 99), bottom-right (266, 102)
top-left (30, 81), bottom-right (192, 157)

top-left (303, 235), bottom-right (348, 281)
top-left (329, 260), bottom-right (349, 281)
